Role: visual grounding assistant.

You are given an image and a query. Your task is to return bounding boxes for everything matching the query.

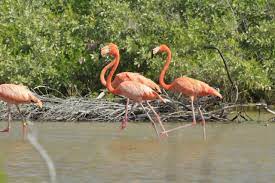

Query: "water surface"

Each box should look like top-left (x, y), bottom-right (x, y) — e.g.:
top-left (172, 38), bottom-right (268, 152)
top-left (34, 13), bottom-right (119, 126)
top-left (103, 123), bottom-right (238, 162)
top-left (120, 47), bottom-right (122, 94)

top-left (0, 118), bottom-right (275, 183)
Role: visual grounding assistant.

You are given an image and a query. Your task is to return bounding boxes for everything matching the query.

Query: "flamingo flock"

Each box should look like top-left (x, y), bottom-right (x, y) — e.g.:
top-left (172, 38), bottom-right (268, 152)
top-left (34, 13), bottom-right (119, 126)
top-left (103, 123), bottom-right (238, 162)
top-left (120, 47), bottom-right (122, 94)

top-left (0, 43), bottom-right (222, 140)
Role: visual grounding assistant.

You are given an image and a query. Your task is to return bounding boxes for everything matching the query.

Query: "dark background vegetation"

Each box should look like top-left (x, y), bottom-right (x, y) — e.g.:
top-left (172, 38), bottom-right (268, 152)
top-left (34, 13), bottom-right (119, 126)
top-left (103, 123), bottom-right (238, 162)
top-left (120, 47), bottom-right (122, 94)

top-left (0, 0), bottom-right (274, 103)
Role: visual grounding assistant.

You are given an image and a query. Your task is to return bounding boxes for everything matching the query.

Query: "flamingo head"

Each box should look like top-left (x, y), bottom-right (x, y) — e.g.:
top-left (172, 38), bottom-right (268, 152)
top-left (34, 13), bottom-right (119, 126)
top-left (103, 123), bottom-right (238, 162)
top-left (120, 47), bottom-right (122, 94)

top-left (30, 95), bottom-right (43, 108)
top-left (152, 44), bottom-right (170, 55)
top-left (101, 43), bottom-right (119, 57)
top-left (36, 100), bottom-right (43, 108)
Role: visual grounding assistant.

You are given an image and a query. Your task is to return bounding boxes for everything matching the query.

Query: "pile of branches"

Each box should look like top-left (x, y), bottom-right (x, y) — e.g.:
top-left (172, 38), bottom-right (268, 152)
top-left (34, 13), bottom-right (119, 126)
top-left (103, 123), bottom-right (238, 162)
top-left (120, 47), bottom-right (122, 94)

top-left (0, 92), bottom-right (229, 122)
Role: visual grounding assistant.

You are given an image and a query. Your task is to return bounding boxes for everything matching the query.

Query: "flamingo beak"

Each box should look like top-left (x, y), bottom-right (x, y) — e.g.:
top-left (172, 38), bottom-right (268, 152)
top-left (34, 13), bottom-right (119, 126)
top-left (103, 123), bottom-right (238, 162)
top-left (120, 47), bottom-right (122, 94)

top-left (101, 46), bottom-right (110, 57)
top-left (152, 46), bottom-right (160, 55)
top-left (151, 49), bottom-right (154, 58)
top-left (37, 101), bottom-right (43, 108)
top-left (98, 48), bottom-right (102, 60)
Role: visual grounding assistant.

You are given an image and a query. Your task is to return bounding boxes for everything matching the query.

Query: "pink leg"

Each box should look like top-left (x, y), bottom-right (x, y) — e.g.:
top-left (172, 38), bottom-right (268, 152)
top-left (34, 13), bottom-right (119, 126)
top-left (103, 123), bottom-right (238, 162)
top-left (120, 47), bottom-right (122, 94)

top-left (16, 105), bottom-right (27, 138)
top-left (121, 98), bottom-right (129, 129)
top-left (198, 106), bottom-right (206, 140)
top-left (190, 96), bottom-right (197, 126)
top-left (146, 101), bottom-right (168, 137)
top-left (140, 103), bottom-right (159, 138)
top-left (160, 96), bottom-right (196, 135)
top-left (22, 121), bottom-right (27, 139)
top-left (0, 104), bottom-right (11, 133)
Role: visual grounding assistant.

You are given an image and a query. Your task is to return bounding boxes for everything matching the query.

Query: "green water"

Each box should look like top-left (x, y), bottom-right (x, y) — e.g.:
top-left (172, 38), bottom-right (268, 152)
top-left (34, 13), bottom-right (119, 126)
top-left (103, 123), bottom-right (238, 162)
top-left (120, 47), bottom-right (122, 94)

top-left (0, 110), bottom-right (274, 183)
top-left (0, 173), bottom-right (6, 183)
top-left (0, 154), bottom-right (6, 183)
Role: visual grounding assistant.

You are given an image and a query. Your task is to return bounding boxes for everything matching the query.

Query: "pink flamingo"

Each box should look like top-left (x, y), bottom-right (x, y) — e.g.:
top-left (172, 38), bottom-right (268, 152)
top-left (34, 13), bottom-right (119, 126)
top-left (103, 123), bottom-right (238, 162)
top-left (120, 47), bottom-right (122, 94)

top-left (100, 59), bottom-right (161, 130)
top-left (152, 44), bottom-right (222, 139)
top-left (0, 84), bottom-right (42, 136)
top-left (101, 43), bottom-right (167, 137)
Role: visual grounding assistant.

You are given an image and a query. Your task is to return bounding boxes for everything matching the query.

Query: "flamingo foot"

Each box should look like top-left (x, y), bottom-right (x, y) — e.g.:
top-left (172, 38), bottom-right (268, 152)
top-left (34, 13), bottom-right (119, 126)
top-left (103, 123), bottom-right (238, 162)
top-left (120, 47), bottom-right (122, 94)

top-left (120, 118), bottom-right (128, 130)
top-left (22, 121), bottom-right (27, 139)
top-left (160, 131), bottom-right (169, 138)
top-left (0, 127), bottom-right (10, 133)
top-left (160, 123), bottom-right (193, 134)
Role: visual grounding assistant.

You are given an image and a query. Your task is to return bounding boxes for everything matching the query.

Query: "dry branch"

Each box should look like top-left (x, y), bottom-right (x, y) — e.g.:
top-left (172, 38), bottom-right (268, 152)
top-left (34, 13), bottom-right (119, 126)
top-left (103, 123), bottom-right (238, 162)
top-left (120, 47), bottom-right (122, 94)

top-left (1, 93), bottom-right (272, 123)
top-left (0, 93), bottom-right (229, 122)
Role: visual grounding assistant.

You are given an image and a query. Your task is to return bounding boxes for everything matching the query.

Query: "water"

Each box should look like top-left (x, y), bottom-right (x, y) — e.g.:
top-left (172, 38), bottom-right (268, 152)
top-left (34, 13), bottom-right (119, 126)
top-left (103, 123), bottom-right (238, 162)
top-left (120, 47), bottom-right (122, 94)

top-left (0, 113), bottom-right (275, 183)
top-left (26, 124), bottom-right (56, 183)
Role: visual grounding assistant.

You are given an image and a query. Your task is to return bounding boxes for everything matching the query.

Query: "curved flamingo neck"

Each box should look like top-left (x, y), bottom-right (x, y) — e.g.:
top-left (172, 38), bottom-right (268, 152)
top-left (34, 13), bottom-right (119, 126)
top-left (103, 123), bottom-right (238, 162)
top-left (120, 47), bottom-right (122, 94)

top-left (106, 52), bottom-right (120, 93)
top-left (159, 48), bottom-right (172, 90)
top-left (100, 61), bottom-right (113, 87)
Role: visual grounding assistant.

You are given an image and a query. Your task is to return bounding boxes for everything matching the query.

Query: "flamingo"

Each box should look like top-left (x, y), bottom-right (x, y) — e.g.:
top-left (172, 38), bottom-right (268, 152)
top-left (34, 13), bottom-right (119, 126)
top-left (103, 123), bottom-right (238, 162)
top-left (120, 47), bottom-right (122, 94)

top-left (0, 84), bottom-right (42, 136)
top-left (100, 55), bottom-right (161, 130)
top-left (101, 43), bottom-right (167, 137)
top-left (152, 44), bottom-right (222, 139)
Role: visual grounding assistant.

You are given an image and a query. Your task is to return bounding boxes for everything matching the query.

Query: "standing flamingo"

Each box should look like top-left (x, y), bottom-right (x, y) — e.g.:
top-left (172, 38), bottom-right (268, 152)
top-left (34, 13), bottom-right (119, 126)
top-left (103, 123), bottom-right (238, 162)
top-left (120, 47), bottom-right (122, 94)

top-left (100, 56), bottom-right (161, 129)
top-left (101, 43), bottom-right (167, 137)
top-left (0, 84), bottom-right (42, 136)
top-left (152, 44), bottom-right (222, 139)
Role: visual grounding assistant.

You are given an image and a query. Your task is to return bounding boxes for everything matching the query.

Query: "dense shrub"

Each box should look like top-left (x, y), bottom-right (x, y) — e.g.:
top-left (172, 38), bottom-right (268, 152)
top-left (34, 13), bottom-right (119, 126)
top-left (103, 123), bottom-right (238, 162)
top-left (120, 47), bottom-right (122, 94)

top-left (0, 0), bottom-right (273, 102)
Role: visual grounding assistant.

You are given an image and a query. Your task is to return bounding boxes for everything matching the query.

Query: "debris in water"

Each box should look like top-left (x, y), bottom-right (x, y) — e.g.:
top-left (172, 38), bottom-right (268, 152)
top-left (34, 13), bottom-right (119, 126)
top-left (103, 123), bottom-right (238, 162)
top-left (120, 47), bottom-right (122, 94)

top-left (26, 122), bottom-right (57, 183)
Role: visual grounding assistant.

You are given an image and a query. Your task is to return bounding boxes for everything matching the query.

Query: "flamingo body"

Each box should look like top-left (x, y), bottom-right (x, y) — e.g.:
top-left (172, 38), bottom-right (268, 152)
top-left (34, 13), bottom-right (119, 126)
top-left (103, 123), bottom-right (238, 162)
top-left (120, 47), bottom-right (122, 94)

top-left (100, 62), bottom-right (161, 93)
top-left (0, 84), bottom-right (42, 134)
top-left (112, 72), bottom-right (161, 93)
top-left (168, 77), bottom-right (222, 99)
top-left (113, 80), bottom-right (163, 103)
top-left (0, 84), bottom-right (42, 106)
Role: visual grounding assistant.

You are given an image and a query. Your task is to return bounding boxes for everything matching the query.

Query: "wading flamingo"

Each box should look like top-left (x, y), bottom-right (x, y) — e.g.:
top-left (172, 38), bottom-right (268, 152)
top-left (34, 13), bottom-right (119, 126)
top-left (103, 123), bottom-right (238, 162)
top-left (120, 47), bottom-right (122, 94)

top-left (0, 84), bottom-right (42, 136)
top-left (101, 43), bottom-right (167, 137)
top-left (152, 44), bottom-right (222, 140)
top-left (100, 57), bottom-right (161, 129)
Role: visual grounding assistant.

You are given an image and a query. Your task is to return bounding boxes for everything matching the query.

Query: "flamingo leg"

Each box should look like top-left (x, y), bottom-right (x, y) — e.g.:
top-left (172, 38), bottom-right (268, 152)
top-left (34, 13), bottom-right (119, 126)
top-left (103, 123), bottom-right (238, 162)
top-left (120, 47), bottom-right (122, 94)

top-left (198, 106), bottom-right (206, 140)
top-left (128, 102), bottom-right (138, 119)
top-left (190, 96), bottom-right (197, 126)
top-left (0, 104), bottom-right (11, 133)
top-left (121, 98), bottom-right (129, 129)
top-left (146, 101), bottom-right (168, 137)
top-left (160, 96), bottom-right (196, 135)
top-left (16, 105), bottom-right (27, 138)
top-left (140, 103), bottom-right (159, 138)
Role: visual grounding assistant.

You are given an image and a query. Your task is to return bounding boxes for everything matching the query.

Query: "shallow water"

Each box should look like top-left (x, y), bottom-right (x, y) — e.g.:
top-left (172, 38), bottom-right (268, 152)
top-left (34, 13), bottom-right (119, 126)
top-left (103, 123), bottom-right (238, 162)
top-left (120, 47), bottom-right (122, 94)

top-left (0, 113), bottom-right (275, 183)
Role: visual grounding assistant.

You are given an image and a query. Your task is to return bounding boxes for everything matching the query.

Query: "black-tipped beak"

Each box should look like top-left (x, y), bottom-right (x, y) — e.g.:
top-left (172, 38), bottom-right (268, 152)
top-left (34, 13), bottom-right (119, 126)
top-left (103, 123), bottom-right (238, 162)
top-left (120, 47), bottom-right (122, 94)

top-left (98, 48), bottom-right (102, 60)
top-left (151, 49), bottom-right (154, 58)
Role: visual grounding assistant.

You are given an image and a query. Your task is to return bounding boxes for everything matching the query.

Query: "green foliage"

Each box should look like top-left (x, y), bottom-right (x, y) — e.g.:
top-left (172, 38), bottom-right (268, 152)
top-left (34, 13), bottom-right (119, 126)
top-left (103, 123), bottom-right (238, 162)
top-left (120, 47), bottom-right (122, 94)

top-left (0, 0), bottom-right (273, 102)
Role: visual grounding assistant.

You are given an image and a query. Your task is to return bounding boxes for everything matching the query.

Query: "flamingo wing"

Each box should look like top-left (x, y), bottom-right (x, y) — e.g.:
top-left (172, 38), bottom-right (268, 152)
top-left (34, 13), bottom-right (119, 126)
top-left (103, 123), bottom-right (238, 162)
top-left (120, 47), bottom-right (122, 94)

top-left (114, 81), bottom-right (161, 102)
top-left (0, 84), bottom-right (43, 106)
top-left (170, 77), bottom-right (201, 96)
top-left (0, 84), bottom-right (30, 103)
top-left (170, 77), bottom-right (222, 98)
top-left (125, 72), bottom-right (162, 93)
